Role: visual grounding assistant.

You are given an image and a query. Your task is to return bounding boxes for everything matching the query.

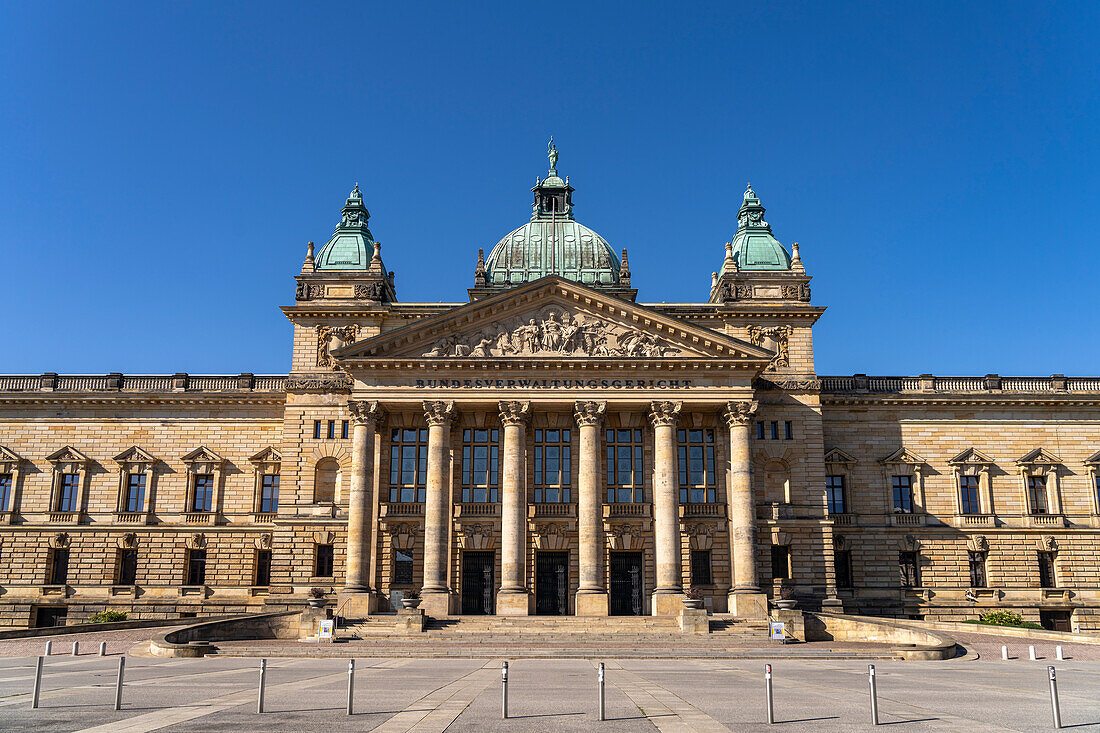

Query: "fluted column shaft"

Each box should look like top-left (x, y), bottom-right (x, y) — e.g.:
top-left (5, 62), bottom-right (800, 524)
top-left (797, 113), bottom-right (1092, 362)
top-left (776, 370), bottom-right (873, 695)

top-left (575, 401), bottom-right (607, 594)
top-left (345, 400), bottom-right (382, 592)
top-left (725, 400), bottom-right (760, 593)
top-left (422, 401), bottom-right (455, 593)
top-left (649, 401), bottom-right (683, 594)
top-left (499, 400), bottom-right (530, 593)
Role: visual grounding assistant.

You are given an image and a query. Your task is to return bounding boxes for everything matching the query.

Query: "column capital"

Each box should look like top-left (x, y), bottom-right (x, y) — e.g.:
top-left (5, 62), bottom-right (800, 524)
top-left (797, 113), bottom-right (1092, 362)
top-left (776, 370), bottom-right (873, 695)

top-left (423, 400), bottom-right (456, 427)
top-left (574, 400), bottom-right (606, 427)
top-left (647, 400), bottom-right (681, 428)
top-left (723, 399), bottom-right (759, 427)
top-left (498, 400), bottom-right (531, 427)
top-left (348, 399), bottom-right (384, 427)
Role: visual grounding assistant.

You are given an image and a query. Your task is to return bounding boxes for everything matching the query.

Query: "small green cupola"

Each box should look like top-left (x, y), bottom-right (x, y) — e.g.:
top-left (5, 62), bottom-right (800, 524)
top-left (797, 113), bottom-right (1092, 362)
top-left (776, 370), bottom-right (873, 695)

top-left (315, 184), bottom-right (377, 270)
top-left (729, 183), bottom-right (792, 271)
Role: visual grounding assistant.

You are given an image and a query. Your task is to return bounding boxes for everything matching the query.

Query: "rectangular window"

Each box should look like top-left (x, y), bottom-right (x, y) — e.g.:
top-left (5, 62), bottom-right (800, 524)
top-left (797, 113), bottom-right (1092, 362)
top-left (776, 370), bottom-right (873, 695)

top-left (968, 551), bottom-right (987, 588)
top-left (899, 551), bottom-right (920, 588)
top-left (260, 474), bottom-right (280, 513)
top-left (315, 544), bottom-right (334, 578)
top-left (48, 547), bottom-right (69, 585)
top-left (461, 428), bottom-right (500, 503)
top-left (313, 420), bottom-right (322, 440)
top-left (327, 420), bottom-right (336, 440)
top-left (1038, 551), bottom-right (1057, 588)
top-left (891, 475), bottom-right (913, 513)
top-left (394, 548), bottom-right (414, 585)
top-left (678, 429), bottom-right (716, 503)
top-left (124, 473), bottom-right (146, 513)
top-left (690, 549), bottom-right (712, 586)
top-left (255, 549), bottom-right (272, 586)
top-left (1028, 475), bottom-right (1049, 514)
top-left (756, 421), bottom-right (765, 440)
top-left (533, 429), bottom-right (571, 503)
top-left (785, 421), bottom-right (793, 440)
top-left (192, 474), bottom-right (214, 512)
top-left (0, 472), bottom-right (12, 512)
top-left (770, 545), bottom-right (790, 579)
top-left (825, 475), bottom-right (846, 515)
top-left (770, 421), bottom-right (779, 440)
top-left (117, 548), bottom-right (138, 585)
top-left (186, 549), bottom-right (207, 586)
top-left (606, 428), bottom-right (644, 503)
top-left (57, 473), bottom-right (79, 512)
top-left (959, 474), bottom-right (981, 514)
top-left (341, 420), bottom-right (349, 439)
top-left (834, 550), bottom-right (853, 589)
top-left (389, 428), bottom-right (428, 503)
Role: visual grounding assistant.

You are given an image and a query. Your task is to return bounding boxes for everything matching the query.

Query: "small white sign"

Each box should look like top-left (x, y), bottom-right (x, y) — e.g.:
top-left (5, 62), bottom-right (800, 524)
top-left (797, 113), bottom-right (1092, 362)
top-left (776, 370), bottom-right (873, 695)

top-left (769, 622), bottom-right (786, 641)
top-left (318, 620), bottom-right (335, 639)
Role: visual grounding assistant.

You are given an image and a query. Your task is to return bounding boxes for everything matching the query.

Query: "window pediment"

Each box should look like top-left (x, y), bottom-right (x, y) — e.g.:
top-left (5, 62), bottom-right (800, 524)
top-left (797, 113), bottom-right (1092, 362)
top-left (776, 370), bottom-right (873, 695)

top-left (1086, 450), bottom-right (1100, 467)
top-left (46, 446), bottom-right (90, 466)
top-left (249, 446), bottom-right (282, 466)
top-left (113, 446), bottom-right (158, 467)
top-left (180, 446), bottom-right (226, 472)
top-left (823, 448), bottom-right (857, 467)
top-left (1016, 448), bottom-right (1062, 467)
top-left (880, 447), bottom-right (926, 467)
top-left (948, 448), bottom-right (995, 467)
top-left (0, 445), bottom-right (24, 473)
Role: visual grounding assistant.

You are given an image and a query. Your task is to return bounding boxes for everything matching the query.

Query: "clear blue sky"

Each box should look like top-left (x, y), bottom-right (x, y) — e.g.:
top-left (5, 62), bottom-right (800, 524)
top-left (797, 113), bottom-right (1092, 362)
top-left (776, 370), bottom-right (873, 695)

top-left (2, 2), bottom-right (1097, 376)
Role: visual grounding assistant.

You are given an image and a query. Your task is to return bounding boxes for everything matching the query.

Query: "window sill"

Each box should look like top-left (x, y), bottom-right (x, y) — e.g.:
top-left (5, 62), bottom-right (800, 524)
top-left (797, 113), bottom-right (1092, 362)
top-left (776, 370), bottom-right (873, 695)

top-left (952, 513), bottom-right (995, 528)
top-left (528, 503), bottom-right (576, 518)
top-left (249, 586), bottom-right (270, 597)
top-left (828, 512), bottom-right (856, 526)
top-left (114, 512), bottom-right (151, 525)
top-left (40, 584), bottom-right (69, 596)
top-left (380, 502), bottom-right (424, 518)
top-left (0, 510), bottom-right (14, 525)
top-left (679, 504), bottom-right (725, 519)
top-left (251, 512), bottom-right (278, 523)
top-left (183, 512), bottom-right (216, 525)
top-left (179, 585), bottom-right (208, 597)
top-left (890, 513), bottom-right (926, 527)
top-left (603, 503), bottom-right (651, 519)
top-left (48, 511), bottom-right (82, 524)
top-left (454, 503), bottom-right (500, 518)
top-left (110, 585), bottom-right (137, 596)
top-left (1025, 514), bottom-right (1065, 528)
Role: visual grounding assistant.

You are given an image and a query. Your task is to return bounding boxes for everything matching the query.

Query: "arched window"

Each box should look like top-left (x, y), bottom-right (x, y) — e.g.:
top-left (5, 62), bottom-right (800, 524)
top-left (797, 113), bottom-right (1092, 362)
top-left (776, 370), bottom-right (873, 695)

top-left (314, 458), bottom-right (341, 503)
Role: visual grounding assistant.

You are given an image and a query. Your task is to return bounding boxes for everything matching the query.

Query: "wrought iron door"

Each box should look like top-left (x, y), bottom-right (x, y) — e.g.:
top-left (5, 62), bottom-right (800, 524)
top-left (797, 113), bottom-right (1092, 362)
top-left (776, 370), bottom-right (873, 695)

top-left (609, 551), bottom-right (644, 616)
top-left (535, 551), bottom-right (569, 615)
top-left (461, 551), bottom-right (495, 615)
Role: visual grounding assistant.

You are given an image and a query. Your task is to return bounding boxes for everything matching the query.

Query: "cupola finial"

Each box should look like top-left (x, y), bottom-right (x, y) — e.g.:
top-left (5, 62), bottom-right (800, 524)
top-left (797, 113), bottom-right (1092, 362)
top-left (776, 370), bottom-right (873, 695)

top-left (619, 248), bottom-right (631, 287)
top-left (548, 135), bottom-right (558, 175)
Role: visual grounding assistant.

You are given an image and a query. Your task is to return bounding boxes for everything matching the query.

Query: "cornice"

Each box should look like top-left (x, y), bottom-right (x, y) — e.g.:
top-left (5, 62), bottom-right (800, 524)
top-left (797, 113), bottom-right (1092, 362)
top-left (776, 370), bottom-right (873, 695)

top-left (0, 394), bottom-right (286, 407)
top-left (342, 358), bottom-right (763, 373)
top-left (821, 393), bottom-right (1100, 408)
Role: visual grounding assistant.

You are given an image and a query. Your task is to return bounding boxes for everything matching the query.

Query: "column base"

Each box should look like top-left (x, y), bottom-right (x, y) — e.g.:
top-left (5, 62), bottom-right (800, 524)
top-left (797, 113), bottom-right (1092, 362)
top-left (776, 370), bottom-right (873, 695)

top-left (575, 591), bottom-right (609, 616)
top-left (496, 590), bottom-right (532, 616)
top-left (651, 591), bottom-right (685, 616)
top-left (336, 590), bottom-right (381, 618)
top-left (728, 591), bottom-right (768, 620)
top-left (821, 595), bottom-right (845, 612)
top-left (419, 590), bottom-right (454, 618)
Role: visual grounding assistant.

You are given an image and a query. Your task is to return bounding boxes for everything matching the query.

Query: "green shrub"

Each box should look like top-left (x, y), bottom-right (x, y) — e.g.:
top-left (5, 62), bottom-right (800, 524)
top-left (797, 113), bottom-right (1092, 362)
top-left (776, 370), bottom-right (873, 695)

top-left (85, 611), bottom-right (128, 624)
top-left (980, 609), bottom-right (1025, 626)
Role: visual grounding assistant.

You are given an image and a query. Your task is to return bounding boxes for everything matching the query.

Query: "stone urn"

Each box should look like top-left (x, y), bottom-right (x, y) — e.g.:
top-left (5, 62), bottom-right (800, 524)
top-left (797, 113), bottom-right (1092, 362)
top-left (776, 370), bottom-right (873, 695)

top-left (401, 597), bottom-right (422, 610)
top-left (307, 597), bottom-right (327, 609)
top-left (682, 597), bottom-right (705, 611)
top-left (774, 598), bottom-right (797, 610)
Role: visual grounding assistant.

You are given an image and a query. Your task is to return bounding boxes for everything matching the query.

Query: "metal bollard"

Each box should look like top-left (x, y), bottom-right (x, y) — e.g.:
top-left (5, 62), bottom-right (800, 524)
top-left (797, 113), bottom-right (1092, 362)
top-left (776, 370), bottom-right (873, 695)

top-left (1048, 666), bottom-right (1062, 729)
top-left (99, 641), bottom-right (107, 657)
top-left (501, 661), bottom-right (509, 719)
top-left (257, 658), bottom-right (267, 713)
top-left (114, 657), bottom-right (125, 711)
top-left (43, 641), bottom-right (52, 656)
top-left (1030, 645), bottom-right (1038, 661)
top-left (765, 663), bottom-right (774, 724)
top-left (1056, 645), bottom-right (1064, 661)
top-left (71, 641), bottom-right (79, 657)
top-left (347, 659), bottom-right (355, 715)
top-left (598, 662), bottom-right (605, 722)
top-left (1002, 645), bottom-right (1008, 661)
top-left (868, 664), bottom-right (880, 725)
top-left (31, 656), bottom-right (43, 709)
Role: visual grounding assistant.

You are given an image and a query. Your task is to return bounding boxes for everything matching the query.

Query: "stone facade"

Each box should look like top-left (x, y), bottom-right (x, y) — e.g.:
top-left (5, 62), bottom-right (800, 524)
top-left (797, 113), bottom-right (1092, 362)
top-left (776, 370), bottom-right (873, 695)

top-left (0, 166), bottom-right (1097, 630)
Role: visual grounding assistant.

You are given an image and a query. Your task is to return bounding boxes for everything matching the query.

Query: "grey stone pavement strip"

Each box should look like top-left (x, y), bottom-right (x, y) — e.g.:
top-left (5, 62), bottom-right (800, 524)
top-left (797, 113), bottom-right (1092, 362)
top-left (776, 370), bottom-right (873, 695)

top-left (2, 655), bottom-right (1100, 731)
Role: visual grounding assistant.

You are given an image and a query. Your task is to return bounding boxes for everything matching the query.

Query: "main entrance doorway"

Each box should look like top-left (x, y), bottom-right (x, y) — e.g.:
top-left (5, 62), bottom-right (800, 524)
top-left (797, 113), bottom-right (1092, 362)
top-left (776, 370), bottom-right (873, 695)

top-left (609, 551), bottom-right (644, 616)
top-left (461, 550), bottom-right (495, 615)
top-left (535, 551), bottom-right (569, 615)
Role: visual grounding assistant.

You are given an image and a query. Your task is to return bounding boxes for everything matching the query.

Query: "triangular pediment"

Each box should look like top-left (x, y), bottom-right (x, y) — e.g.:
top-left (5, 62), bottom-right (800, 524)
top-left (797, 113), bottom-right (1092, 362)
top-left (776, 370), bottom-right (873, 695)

top-left (823, 448), bottom-right (857, 466)
top-left (880, 447), bottom-right (926, 465)
top-left (333, 276), bottom-right (774, 363)
top-left (1016, 448), bottom-right (1062, 466)
top-left (46, 446), bottom-right (90, 464)
top-left (180, 446), bottom-right (226, 465)
top-left (948, 447), bottom-right (995, 466)
top-left (249, 446), bottom-right (282, 465)
top-left (0, 445), bottom-right (24, 464)
top-left (1086, 450), bottom-right (1100, 467)
top-left (114, 446), bottom-right (159, 465)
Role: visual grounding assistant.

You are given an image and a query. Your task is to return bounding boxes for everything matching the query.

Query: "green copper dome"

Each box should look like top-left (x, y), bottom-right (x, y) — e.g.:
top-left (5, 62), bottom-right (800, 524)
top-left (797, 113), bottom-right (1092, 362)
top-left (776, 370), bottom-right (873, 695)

top-left (483, 139), bottom-right (622, 287)
top-left (315, 184), bottom-right (376, 270)
top-left (730, 183), bottom-right (792, 271)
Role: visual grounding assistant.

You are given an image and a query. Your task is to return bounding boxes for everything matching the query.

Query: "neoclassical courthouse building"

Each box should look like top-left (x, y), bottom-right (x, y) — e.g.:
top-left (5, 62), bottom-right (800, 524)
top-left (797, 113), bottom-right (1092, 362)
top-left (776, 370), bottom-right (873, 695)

top-left (1, 144), bottom-right (1099, 630)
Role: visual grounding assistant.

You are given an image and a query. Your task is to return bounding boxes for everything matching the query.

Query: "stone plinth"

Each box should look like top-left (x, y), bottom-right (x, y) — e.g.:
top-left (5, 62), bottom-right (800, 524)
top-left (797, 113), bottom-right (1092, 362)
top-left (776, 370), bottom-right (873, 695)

top-left (419, 590), bottom-right (453, 618)
top-left (651, 592), bottom-right (685, 616)
top-left (679, 607), bottom-right (710, 634)
top-left (575, 591), bottom-right (609, 616)
top-left (729, 592), bottom-right (768, 620)
top-left (336, 590), bottom-right (380, 619)
top-left (298, 606), bottom-right (330, 639)
top-left (396, 608), bottom-right (425, 634)
top-left (496, 591), bottom-right (532, 616)
top-left (774, 609), bottom-right (805, 641)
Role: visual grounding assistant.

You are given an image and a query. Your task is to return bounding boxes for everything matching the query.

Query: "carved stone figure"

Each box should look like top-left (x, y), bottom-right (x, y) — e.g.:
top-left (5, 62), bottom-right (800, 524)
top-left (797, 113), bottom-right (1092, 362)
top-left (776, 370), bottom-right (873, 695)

top-left (747, 325), bottom-right (792, 371)
top-left (316, 324), bottom-right (360, 368)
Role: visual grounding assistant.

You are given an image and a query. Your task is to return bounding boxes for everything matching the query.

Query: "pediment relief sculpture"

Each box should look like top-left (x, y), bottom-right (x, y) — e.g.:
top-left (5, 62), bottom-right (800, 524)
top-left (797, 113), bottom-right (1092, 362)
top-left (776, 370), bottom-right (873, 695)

top-left (748, 325), bottom-right (791, 370)
top-left (421, 307), bottom-right (683, 359)
top-left (317, 324), bottom-right (361, 368)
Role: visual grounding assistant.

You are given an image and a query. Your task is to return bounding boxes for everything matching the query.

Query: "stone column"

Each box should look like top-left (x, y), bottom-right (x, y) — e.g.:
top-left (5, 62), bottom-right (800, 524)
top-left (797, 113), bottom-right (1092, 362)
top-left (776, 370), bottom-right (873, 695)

top-left (421, 400), bottom-right (455, 616)
top-left (649, 400), bottom-right (683, 615)
top-left (497, 400), bottom-right (531, 615)
top-left (575, 400), bottom-right (608, 615)
top-left (344, 400), bottom-right (382, 594)
top-left (724, 399), bottom-right (767, 619)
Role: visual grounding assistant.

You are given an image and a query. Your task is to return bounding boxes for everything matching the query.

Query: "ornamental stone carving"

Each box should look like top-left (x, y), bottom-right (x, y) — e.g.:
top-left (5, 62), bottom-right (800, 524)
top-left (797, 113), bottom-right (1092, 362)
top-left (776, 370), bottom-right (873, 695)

top-left (354, 282), bottom-right (385, 301)
top-left (313, 530), bottom-right (335, 545)
top-left (781, 283), bottom-right (812, 302)
top-left (574, 400), bottom-right (606, 427)
top-left (388, 522), bottom-right (417, 550)
top-left (606, 524), bottom-right (645, 551)
top-left (647, 400), bottom-right (681, 428)
top-left (348, 400), bottom-right (383, 427)
top-left (498, 400), bottom-right (531, 426)
top-left (421, 307), bottom-right (682, 358)
top-left (967, 535), bottom-right (989, 553)
top-left (898, 534), bottom-right (921, 553)
top-left (186, 533), bottom-right (207, 550)
top-left (117, 532), bottom-right (138, 549)
top-left (286, 374), bottom-right (352, 393)
top-left (747, 325), bottom-right (792, 370)
top-left (723, 400), bottom-right (759, 427)
top-left (458, 522), bottom-right (494, 549)
top-left (50, 532), bottom-right (70, 549)
top-left (316, 324), bottom-right (360, 368)
top-left (295, 283), bottom-right (325, 301)
top-left (1037, 536), bottom-right (1058, 553)
top-left (423, 400), bottom-right (456, 426)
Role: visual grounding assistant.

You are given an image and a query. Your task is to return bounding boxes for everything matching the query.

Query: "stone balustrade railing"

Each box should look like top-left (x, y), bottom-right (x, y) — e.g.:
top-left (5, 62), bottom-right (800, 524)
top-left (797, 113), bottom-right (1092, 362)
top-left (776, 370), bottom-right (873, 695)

top-left (821, 374), bottom-right (1100, 394)
top-left (0, 373), bottom-right (287, 393)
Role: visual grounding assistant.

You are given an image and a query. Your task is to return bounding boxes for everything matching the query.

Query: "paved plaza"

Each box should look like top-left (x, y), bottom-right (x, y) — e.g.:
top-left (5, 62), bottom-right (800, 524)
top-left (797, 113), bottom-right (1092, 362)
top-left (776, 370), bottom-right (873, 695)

top-left (1, 644), bottom-right (1099, 732)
